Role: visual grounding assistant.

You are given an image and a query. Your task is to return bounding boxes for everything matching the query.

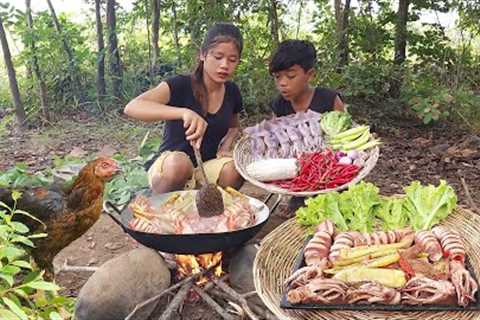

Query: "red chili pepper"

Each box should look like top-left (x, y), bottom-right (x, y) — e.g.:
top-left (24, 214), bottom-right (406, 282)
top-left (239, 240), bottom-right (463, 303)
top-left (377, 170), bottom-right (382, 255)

top-left (398, 255), bottom-right (415, 278)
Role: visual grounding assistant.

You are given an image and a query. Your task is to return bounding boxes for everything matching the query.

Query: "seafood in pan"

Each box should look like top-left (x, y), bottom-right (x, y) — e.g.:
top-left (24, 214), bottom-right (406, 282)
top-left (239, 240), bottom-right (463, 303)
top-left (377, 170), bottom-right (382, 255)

top-left (127, 187), bottom-right (257, 235)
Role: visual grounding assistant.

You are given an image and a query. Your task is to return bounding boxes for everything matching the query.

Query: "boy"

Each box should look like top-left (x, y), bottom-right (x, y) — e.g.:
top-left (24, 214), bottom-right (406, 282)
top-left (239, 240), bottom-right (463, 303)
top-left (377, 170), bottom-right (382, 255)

top-left (269, 39), bottom-right (345, 217)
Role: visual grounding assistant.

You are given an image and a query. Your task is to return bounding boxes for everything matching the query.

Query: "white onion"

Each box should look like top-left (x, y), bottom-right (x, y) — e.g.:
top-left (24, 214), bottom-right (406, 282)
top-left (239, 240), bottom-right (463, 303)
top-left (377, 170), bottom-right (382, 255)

top-left (338, 156), bottom-right (353, 165)
top-left (347, 150), bottom-right (359, 160)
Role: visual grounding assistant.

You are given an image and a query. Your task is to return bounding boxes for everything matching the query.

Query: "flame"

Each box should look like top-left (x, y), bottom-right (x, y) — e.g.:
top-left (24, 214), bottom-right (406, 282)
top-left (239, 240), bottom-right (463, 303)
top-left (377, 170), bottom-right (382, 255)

top-left (175, 252), bottom-right (223, 285)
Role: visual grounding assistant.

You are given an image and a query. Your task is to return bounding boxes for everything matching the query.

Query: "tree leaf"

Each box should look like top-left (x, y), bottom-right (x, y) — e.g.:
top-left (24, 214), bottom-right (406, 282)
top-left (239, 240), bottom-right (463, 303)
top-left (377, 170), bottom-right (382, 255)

top-left (11, 235), bottom-right (34, 247)
top-left (2, 297), bottom-right (28, 320)
top-left (26, 281), bottom-right (60, 291)
top-left (0, 273), bottom-right (14, 286)
top-left (10, 222), bottom-right (29, 234)
top-left (11, 260), bottom-right (33, 270)
top-left (49, 311), bottom-right (63, 320)
top-left (0, 246), bottom-right (25, 261)
top-left (0, 308), bottom-right (21, 320)
top-left (1, 265), bottom-right (21, 275)
top-left (12, 210), bottom-right (46, 228)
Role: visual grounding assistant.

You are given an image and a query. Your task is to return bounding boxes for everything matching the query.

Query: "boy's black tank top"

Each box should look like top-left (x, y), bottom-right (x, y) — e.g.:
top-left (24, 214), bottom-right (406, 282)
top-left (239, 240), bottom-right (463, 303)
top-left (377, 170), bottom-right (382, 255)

top-left (271, 87), bottom-right (340, 116)
top-left (145, 75), bottom-right (243, 169)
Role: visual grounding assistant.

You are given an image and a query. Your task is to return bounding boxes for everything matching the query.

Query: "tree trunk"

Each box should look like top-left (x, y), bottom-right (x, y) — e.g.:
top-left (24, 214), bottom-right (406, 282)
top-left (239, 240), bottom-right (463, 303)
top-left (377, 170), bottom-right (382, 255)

top-left (0, 15), bottom-right (25, 127)
top-left (393, 0), bottom-right (409, 65)
top-left (151, 0), bottom-right (160, 67)
top-left (171, 0), bottom-right (181, 66)
top-left (334, 0), bottom-right (342, 36)
top-left (95, 0), bottom-right (106, 101)
top-left (390, 0), bottom-right (410, 98)
top-left (26, 0), bottom-right (49, 121)
top-left (106, 0), bottom-right (123, 101)
top-left (269, 0), bottom-right (280, 47)
top-left (335, 0), bottom-right (351, 72)
top-left (46, 0), bottom-right (84, 102)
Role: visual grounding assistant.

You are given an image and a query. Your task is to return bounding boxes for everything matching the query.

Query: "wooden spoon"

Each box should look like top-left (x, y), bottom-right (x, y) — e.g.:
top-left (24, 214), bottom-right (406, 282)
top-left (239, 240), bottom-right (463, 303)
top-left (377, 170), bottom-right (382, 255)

top-left (193, 147), bottom-right (224, 217)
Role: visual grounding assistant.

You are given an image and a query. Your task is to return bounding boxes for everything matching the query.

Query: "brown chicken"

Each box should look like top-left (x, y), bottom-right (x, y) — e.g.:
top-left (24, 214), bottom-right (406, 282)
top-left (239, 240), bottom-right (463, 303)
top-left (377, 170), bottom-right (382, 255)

top-left (0, 157), bottom-right (120, 279)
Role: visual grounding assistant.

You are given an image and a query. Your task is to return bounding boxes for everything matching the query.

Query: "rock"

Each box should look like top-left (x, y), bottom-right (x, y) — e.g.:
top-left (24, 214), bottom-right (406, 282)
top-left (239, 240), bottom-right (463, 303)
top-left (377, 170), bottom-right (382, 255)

top-left (104, 242), bottom-right (124, 250)
top-left (75, 248), bottom-right (172, 320)
top-left (430, 143), bottom-right (450, 155)
top-left (228, 244), bottom-right (267, 314)
top-left (228, 244), bottom-right (258, 294)
top-left (459, 135), bottom-right (480, 150)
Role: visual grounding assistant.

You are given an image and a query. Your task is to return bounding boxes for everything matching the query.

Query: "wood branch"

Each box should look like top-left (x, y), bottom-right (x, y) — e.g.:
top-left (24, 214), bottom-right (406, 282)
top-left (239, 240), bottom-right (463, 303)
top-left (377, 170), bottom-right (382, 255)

top-left (126, 262), bottom-right (221, 320)
top-left (58, 260), bottom-right (98, 273)
top-left (193, 286), bottom-right (235, 320)
top-left (158, 282), bottom-right (192, 320)
top-left (213, 278), bottom-right (259, 320)
top-left (460, 177), bottom-right (479, 213)
top-left (125, 268), bottom-right (205, 320)
top-left (241, 291), bottom-right (257, 299)
top-left (210, 288), bottom-right (276, 320)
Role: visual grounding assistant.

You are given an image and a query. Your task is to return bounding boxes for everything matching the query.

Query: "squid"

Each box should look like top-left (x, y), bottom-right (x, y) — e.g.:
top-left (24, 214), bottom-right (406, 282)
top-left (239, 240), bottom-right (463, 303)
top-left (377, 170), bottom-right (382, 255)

top-left (285, 220), bottom-right (335, 288)
top-left (401, 276), bottom-right (456, 305)
top-left (346, 282), bottom-right (401, 305)
top-left (304, 220), bottom-right (335, 266)
top-left (415, 230), bottom-right (443, 262)
top-left (432, 226), bottom-right (465, 263)
top-left (347, 227), bottom-right (413, 247)
top-left (287, 278), bottom-right (348, 305)
top-left (329, 232), bottom-right (356, 262)
top-left (450, 260), bottom-right (478, 307)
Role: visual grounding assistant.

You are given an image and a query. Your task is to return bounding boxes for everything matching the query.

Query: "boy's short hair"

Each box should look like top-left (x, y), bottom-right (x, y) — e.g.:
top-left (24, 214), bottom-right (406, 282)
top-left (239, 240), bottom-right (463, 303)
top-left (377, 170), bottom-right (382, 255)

top-left (269, 40), bottom-right (317, 74)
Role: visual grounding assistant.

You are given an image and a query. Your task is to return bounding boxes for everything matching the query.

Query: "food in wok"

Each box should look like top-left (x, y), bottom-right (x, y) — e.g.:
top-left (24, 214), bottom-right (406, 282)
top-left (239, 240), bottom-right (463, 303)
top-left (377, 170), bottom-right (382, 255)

top-left (127, 187), bottom-right (257, 235)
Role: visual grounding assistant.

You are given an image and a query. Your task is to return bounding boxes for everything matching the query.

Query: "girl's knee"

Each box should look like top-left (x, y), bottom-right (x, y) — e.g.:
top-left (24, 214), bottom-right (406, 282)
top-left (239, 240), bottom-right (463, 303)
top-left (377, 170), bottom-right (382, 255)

top-left (163, 152), bottom-right (194, 177)
top-left (218, 161), bottom-right (244, 189)
top-left (150, 153), bottom-right (193, 192)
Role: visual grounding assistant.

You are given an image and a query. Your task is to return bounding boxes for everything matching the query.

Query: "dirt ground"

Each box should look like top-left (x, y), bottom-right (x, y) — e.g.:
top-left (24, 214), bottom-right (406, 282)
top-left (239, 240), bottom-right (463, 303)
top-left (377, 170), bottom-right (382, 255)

top-left (1, 110), bottom-right (479, 319)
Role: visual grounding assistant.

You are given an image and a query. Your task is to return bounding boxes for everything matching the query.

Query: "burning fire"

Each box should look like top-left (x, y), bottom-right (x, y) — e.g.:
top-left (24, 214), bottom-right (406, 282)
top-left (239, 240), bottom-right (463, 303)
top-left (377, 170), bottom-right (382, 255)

top-left (175, 252), bottom-right (223, 285)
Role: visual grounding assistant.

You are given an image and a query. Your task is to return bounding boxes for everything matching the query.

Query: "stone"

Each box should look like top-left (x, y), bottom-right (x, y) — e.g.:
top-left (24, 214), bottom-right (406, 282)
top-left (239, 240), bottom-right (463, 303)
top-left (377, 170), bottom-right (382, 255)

top-left (228, 244), bottom-right (265, 309)
top-left (75, 247), bottom-right (172, 320)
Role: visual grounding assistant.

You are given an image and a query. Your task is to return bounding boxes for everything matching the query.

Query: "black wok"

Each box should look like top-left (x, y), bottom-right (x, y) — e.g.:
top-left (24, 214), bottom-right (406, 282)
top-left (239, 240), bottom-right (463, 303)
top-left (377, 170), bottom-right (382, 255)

top-left (105, 190), bottom-right (278, 254)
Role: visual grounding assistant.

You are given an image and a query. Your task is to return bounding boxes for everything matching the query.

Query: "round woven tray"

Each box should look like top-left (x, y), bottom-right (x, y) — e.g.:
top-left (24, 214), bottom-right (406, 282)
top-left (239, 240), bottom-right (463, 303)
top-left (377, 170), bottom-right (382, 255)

top-left (233, 135), bottom-right (380, 197)
top-left (253, 206), bottom-right (480, 320)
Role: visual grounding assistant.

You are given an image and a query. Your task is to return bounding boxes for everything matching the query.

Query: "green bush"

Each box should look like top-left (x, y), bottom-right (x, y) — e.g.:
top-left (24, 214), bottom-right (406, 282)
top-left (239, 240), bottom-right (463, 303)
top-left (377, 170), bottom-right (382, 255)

top-left (0, 192), bottom-right (73, 320)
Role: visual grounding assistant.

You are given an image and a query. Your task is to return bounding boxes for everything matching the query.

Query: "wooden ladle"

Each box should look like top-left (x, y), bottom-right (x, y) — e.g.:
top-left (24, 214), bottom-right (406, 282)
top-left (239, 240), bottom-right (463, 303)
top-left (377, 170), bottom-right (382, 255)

top-left (193, 147), bottom-right (224, 217)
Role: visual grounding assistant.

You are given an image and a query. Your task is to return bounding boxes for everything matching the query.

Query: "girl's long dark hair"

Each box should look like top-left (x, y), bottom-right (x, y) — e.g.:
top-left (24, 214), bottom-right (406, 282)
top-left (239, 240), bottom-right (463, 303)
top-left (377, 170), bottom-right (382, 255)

top-left (191, 23), bottom-right (243, 115)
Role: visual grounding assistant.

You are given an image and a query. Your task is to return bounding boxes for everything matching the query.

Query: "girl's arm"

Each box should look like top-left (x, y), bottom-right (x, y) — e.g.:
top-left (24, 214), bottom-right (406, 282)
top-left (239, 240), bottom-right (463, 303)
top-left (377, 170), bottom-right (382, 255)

top-left (217, 113), bottom-right (241, 157)
top-left (124, 82), bottom-right (207, 148)
top-left (333, 95), bottom-right (345, 111)
top-left (124, 82), bottom-right (182, 121)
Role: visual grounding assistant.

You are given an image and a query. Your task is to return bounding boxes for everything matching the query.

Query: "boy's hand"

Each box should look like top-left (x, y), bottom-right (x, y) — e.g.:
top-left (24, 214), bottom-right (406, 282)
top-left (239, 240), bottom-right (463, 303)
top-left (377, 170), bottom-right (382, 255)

top-left (182, 109), bottom-right (207, 149)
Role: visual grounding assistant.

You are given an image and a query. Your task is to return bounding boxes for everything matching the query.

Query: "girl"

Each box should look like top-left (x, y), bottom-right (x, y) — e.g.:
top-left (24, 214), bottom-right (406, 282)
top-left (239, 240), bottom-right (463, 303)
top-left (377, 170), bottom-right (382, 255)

top-left (124, 23), bottom-right (244, 193)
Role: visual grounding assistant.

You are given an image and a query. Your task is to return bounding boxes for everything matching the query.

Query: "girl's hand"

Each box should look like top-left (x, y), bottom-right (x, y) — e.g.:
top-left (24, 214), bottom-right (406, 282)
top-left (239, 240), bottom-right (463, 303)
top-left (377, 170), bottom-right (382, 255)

top-left (216, 149), bottom-right (233, 158)
top-left (182, 109), bottom-right (207, 149)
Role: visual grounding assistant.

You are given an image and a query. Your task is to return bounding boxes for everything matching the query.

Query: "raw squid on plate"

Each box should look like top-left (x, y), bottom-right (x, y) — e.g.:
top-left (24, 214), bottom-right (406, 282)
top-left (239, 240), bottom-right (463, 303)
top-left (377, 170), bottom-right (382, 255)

top-left (284, 220), bottom-right (479, 308)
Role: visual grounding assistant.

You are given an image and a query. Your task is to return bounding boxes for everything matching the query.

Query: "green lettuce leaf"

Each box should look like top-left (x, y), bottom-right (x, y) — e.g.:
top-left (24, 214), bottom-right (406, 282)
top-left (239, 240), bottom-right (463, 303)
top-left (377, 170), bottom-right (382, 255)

top-left (296, 192), bottom-right (348, 232)
top-left (320, 111), bottom-right (352, 136)
top-left (375, 198), bottom-right (408, 230)
top-left (341, 182), bottom-right (381, 233)
top-left (403, 180), bottom-right (457, 230)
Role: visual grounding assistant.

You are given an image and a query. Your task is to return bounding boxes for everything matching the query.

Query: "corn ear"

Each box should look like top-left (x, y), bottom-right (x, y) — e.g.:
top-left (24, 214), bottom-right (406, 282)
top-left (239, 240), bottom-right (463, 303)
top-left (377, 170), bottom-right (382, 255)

top-left (333, 267), bottom-right (407, 288)
top-left (340, 236), bottom-right (414, 260)
top-left (365, 253), bottom-right (400, 268)
top-left (333, 248), bottom-right (398, 267)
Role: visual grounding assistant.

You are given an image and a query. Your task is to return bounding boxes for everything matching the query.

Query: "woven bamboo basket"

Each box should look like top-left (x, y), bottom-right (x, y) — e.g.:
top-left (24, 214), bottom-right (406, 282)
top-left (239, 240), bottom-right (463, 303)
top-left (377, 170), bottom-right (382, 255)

top-left (253, 206), bottom-right (480, 320)
top-left (233, 135), bottom-right (380, 197)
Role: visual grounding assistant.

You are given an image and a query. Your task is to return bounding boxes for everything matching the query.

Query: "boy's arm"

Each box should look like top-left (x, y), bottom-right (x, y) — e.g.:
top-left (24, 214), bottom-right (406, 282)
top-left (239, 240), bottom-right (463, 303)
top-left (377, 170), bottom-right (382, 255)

top-left (217, 114), bottom-right (241, 157)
